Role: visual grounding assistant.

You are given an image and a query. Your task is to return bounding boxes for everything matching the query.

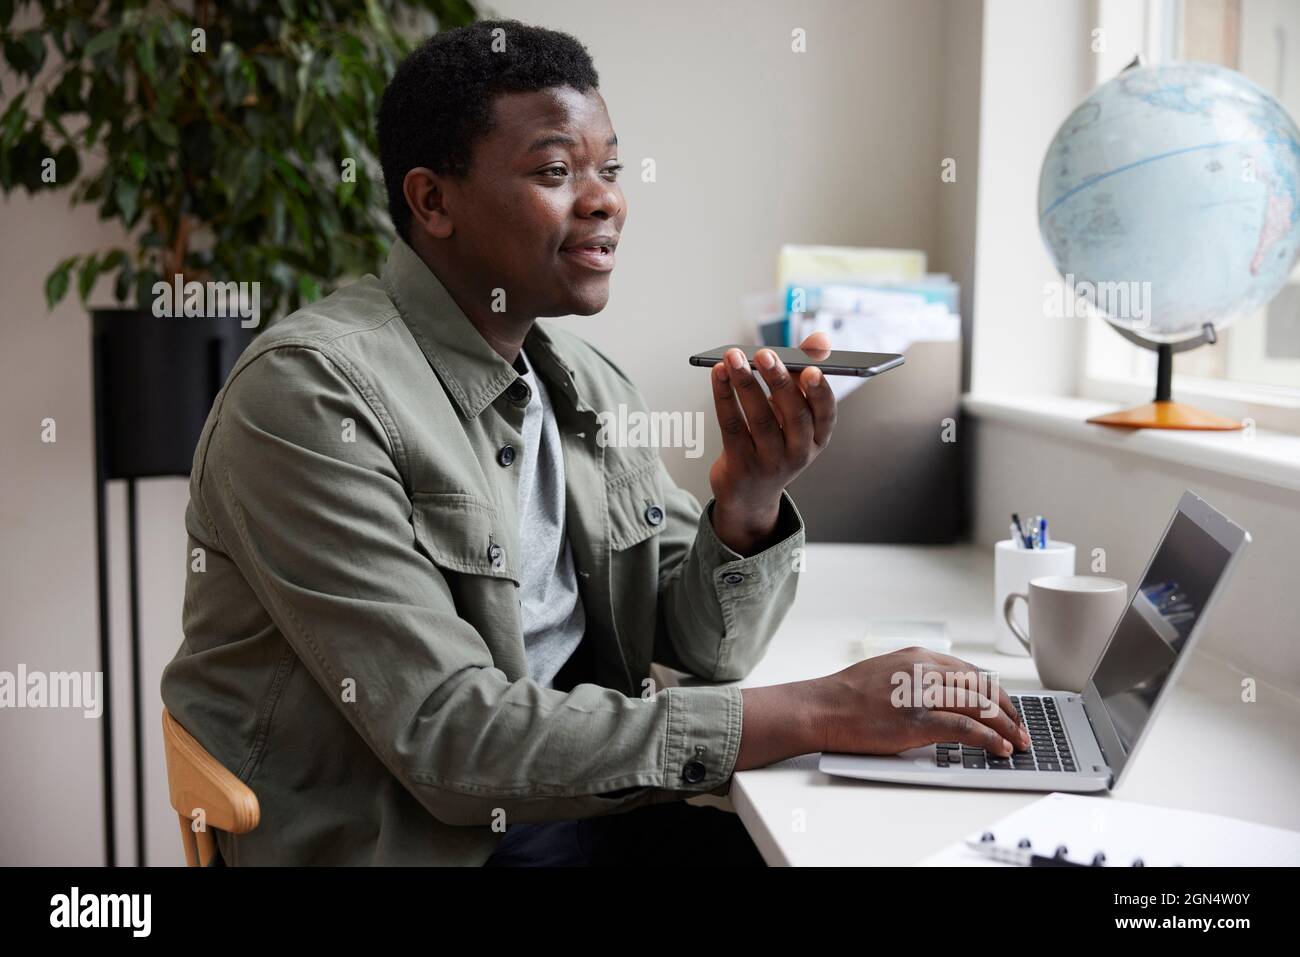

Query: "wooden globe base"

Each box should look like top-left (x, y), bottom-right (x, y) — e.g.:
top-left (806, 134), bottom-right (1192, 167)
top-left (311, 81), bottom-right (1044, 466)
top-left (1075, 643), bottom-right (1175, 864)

top-left (1087, 400), bottom-right (1243, 431)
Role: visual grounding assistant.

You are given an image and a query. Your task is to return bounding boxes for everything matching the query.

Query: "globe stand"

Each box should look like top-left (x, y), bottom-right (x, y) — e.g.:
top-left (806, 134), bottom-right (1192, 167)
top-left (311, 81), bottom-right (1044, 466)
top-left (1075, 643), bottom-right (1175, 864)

top-left (1086, 323), bottom-right (1243, 430)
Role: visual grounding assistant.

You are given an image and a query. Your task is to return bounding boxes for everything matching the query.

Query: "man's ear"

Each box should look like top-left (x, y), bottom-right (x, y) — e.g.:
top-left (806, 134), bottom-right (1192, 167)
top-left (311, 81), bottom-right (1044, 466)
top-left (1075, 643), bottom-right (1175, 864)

top-left (402, 167), bottom-right (454, 241)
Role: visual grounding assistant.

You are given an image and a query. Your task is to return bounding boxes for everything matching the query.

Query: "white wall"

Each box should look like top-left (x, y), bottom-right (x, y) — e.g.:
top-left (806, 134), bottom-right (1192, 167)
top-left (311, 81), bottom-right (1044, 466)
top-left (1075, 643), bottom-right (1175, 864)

top-left (937, 0), bottom-right (984, 390)
top-left (969, 0), bottom-right (1094, 396)
top-left (0, 180), bottom-right (190, 865)
top-left (1, 0), bottom-right (961, 864)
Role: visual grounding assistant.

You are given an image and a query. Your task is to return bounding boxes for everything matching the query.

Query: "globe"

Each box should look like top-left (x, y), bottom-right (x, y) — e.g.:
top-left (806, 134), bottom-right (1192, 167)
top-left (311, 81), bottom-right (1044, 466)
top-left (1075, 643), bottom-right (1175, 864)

top-left (1038, 61), bottom-right (1300, 345)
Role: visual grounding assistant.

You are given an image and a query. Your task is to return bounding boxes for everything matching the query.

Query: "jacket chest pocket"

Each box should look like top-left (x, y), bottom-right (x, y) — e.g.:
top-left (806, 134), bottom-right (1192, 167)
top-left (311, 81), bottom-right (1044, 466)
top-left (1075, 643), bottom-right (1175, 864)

top-left (410, 491), bottom-right (519, 586)
top-left (606, 458), bottom-right (668, 551)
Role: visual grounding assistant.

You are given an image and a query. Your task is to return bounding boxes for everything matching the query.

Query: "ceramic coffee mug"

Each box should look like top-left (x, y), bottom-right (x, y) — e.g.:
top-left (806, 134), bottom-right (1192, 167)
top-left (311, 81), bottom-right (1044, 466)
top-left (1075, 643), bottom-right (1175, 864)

top-left (993, 540), bottom-right (1076, 656)
top-left (1002, 575), bottom-right (1127, 692)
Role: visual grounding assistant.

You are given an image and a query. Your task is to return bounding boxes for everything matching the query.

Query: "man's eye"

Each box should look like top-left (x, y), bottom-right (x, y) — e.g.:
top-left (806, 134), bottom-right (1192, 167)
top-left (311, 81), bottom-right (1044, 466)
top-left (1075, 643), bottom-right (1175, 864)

top-left (604, 164), bottom-right (624, 179)
top-left (541, 166), bottom-right (567, 177)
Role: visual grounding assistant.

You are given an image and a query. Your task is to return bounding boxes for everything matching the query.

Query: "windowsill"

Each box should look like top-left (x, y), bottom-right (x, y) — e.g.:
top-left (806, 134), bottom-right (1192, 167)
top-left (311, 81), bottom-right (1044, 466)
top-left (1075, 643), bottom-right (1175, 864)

top-left (963, 393), bottom-right (1300, 493)
top-left (1082, 373), bottom-right (1300, 433)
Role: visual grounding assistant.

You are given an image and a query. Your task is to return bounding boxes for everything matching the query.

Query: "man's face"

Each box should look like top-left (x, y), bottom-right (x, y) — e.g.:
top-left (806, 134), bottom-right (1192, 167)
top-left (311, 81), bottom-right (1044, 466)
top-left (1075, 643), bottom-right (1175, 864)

top-left (437, 85), bottom-right (626, 317)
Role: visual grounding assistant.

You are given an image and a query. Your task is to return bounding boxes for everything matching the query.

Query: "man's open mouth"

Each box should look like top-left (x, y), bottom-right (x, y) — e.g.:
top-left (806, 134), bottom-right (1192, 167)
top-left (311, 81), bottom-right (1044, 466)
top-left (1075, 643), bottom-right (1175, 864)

top-left (560, 242), bottom-right (617, 270)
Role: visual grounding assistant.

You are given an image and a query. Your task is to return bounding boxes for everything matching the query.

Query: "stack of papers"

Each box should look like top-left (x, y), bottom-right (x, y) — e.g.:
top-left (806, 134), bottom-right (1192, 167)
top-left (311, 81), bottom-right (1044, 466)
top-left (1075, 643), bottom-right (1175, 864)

top-left (753, 245), bottom-right (961, 400)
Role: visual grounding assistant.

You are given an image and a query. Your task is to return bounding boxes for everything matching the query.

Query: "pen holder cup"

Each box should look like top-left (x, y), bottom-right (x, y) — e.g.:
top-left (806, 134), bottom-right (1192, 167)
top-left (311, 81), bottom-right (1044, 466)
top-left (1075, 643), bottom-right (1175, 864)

top-left (993, 540), bottom-right (1075, 656)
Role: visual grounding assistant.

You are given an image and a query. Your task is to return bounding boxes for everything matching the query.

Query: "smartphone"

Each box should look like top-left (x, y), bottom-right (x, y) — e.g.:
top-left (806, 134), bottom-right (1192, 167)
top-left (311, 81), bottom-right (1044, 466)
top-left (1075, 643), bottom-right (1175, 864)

top-left (688, 344), bottom-right (905, 378)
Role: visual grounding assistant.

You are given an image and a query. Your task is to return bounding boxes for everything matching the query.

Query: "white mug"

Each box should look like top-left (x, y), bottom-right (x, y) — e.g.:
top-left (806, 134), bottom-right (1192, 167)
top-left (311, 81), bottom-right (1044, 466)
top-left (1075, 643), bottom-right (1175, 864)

top-left (993, 540), bottom-right (1075, 656)
top-left (1003, 575), bottom-right (1128, 692)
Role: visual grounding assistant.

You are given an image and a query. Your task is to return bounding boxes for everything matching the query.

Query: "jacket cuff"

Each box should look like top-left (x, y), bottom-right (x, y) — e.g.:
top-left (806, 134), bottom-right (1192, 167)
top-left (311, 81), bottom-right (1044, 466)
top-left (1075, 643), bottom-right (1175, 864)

top-left (662, 684), bottom-right (744, 792)
top-left (694, 490), bottom-right (805, 595)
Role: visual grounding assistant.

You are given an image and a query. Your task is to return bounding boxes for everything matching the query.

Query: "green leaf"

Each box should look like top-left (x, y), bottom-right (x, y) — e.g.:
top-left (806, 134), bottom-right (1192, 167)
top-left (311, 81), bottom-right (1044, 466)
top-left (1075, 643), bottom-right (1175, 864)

top-left (114, 256), bottom-right (136, 303)
top-left (52, 145), bottom-right (79, 185)
top-left (20, 30), bottom-right (46, 76)
top-left (147, 117), bottom-right (179, 147)
top-left (48, 70), bottom-right (83, 113)
top-left (269, 151), bottom-right (310, 194)
top-left (297, 274), bottom-right (321, 303)
top-left (0, 100), bottom-right (26, 149)
top-left (138, 29), bottom-right (157, 83)
top-left (45, 257), bottom-right (75, 310)
top-left (83, 26), bottom-right (122, 60)
top-left (231, 148), bottom-right (264, 209)
top-left (2, 34), bottom-right (34, 76)
top-left (113, 178), bottom-right (139, 223)
top-left (77, 254), bottom-right (102, 302)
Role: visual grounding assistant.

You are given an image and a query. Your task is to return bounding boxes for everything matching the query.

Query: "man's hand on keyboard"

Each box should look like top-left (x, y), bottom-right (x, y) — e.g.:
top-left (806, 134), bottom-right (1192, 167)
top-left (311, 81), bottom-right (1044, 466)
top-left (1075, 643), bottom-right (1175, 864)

top-left (811, 648), bottom-right (1033, 757)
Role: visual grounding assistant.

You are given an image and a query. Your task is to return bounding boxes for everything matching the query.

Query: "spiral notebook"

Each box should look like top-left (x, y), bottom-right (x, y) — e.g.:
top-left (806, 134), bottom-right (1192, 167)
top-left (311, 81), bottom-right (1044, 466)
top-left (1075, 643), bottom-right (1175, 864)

top-left (920, 792), bottom-right (1300, 867)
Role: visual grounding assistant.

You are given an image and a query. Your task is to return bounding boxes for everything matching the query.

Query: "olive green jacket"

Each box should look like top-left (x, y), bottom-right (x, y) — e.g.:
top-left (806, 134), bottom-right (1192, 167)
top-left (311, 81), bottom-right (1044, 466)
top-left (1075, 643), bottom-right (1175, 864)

top-left (160, 237), bottom-right (805, 865)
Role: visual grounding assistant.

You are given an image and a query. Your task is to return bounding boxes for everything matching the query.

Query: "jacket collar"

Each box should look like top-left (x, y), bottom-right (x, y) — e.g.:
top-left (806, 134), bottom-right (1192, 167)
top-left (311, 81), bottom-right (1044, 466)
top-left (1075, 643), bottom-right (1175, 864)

top-left (381, 237), bottom-right (587, 419)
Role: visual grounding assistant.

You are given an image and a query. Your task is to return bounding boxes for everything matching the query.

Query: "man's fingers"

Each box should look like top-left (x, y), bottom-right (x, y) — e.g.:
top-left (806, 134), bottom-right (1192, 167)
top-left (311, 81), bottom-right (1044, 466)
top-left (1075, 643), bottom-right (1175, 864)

top-left (797, 330), bottom-right (833, 355)
top-left (724, 348), bottom-right (783, 459)
top-left (798, 366), bottom-right (836, 446)
top-left (916, 709), bottom-right (1015, 757)
top-left (753, 349), bottom-right (815, 457)
top-left (928, 653), bottom-right (1023, 733)
top-left (927, 687), bottom-right (1025, 750)
top-left (710, 361), bottom-right (754, 458)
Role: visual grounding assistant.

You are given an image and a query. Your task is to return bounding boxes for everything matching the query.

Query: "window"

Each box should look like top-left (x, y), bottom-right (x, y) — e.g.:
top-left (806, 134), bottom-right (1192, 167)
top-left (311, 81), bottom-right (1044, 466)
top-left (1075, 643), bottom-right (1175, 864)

top-left (1081, 0), bottom-right (1300, 431)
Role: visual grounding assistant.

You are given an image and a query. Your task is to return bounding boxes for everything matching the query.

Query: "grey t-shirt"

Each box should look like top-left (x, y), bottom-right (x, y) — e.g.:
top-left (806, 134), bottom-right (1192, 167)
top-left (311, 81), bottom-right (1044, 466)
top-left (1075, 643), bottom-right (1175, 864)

top-left (513, 348), bottom-right (586, 688)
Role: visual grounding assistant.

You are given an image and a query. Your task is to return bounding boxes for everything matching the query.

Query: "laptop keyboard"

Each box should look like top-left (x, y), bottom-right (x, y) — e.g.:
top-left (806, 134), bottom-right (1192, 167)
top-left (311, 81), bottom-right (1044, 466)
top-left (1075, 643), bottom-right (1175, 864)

top-left (933, 695), bottom-right (1077, 772)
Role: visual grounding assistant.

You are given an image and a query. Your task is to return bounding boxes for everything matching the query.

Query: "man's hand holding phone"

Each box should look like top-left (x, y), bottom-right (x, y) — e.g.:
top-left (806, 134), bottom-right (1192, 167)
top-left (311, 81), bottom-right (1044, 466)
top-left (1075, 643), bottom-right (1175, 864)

top-left (706, 332), bottom-right (837, 556)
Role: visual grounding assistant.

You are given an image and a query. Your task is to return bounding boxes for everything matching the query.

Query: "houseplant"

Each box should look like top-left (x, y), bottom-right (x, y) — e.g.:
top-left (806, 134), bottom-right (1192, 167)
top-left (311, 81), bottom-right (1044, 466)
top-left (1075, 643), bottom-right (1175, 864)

top-left (0, 0), bottom-right (478, 315)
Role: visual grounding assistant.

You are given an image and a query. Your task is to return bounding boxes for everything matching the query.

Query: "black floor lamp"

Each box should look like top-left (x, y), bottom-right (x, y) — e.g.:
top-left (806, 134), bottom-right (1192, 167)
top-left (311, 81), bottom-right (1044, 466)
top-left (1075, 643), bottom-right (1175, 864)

top-left (91, 309), bottom-right (253, 866)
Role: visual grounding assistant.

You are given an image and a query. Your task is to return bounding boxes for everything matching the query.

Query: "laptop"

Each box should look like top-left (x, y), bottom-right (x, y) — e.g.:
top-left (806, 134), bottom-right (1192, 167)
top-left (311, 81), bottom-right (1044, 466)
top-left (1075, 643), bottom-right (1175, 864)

top-left (819, 490), bottom-right (1250, 793)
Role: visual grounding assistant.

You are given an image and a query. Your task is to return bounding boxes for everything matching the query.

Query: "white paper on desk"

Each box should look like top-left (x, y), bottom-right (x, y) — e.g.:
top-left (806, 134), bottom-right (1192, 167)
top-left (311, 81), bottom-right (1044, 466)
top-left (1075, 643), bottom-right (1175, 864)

top-left (919, 792), bottom-right (1300, 867)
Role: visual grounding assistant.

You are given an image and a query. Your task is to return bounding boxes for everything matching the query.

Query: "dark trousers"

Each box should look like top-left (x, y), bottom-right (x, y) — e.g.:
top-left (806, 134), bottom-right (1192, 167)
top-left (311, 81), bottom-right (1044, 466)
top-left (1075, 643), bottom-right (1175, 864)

top-left (484, 800), bottom-right (767, 867)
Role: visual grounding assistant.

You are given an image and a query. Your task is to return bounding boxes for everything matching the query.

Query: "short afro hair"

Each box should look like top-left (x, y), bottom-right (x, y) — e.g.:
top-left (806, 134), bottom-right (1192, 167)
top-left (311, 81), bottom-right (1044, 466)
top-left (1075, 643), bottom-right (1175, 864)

top-left (377, 19), bottom-right (600, 241)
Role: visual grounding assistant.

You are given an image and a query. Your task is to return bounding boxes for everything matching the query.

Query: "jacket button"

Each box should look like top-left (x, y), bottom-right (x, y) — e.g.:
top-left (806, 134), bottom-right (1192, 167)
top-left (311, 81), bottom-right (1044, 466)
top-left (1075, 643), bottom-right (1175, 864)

top-left (681, 759), bottom-right (707, 784)
top-left (497, 445), bottom-right (516, 467)
top-left (488, 543), bottom-right (504, 568)
top-left (722, 572), bottom-right (746, 585)
top-left (644, 504), bottom-right (664, 526)
top-left (506, 381), bottom-right (529, 403)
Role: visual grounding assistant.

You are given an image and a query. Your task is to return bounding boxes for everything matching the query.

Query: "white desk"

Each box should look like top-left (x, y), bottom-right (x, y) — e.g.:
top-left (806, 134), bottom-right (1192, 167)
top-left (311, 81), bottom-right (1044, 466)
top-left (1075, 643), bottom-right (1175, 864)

top-left (658, 544), bottom-right (1300, 866)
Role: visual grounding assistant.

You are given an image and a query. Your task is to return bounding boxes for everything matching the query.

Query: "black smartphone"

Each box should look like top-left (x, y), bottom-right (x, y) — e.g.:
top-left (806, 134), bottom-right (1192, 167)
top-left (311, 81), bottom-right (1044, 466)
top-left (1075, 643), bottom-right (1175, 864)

top-left (688, 344), bottom-right (905, 378)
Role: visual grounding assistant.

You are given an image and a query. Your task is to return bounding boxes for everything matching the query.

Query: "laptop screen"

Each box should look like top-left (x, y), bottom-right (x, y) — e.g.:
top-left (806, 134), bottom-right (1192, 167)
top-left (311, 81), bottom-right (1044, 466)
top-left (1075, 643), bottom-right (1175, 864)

top-left (1089, 510), bottom-right (1234, 757)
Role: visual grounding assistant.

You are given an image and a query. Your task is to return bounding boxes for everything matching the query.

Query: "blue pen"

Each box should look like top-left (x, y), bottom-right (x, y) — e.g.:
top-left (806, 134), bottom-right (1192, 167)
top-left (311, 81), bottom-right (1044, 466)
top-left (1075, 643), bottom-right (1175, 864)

top-left (1039, 517), bottom-right (1048, 547)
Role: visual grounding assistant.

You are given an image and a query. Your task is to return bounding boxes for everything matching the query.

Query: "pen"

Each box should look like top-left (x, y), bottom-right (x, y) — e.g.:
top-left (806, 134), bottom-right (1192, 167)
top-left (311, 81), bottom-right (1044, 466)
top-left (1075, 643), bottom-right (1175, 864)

top-left (1009, 522), bottom-right (1022, 548)
top-left (1011, 513), bottom-right (1029, 549)
top-left (1039, 517), bottom-right (1048, 546)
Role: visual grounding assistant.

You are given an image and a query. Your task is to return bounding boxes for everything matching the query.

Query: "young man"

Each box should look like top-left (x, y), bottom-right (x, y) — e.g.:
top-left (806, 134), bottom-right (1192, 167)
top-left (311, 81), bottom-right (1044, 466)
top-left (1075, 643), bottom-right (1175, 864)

top-left (161, 19), bottom-right (1026, 866)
